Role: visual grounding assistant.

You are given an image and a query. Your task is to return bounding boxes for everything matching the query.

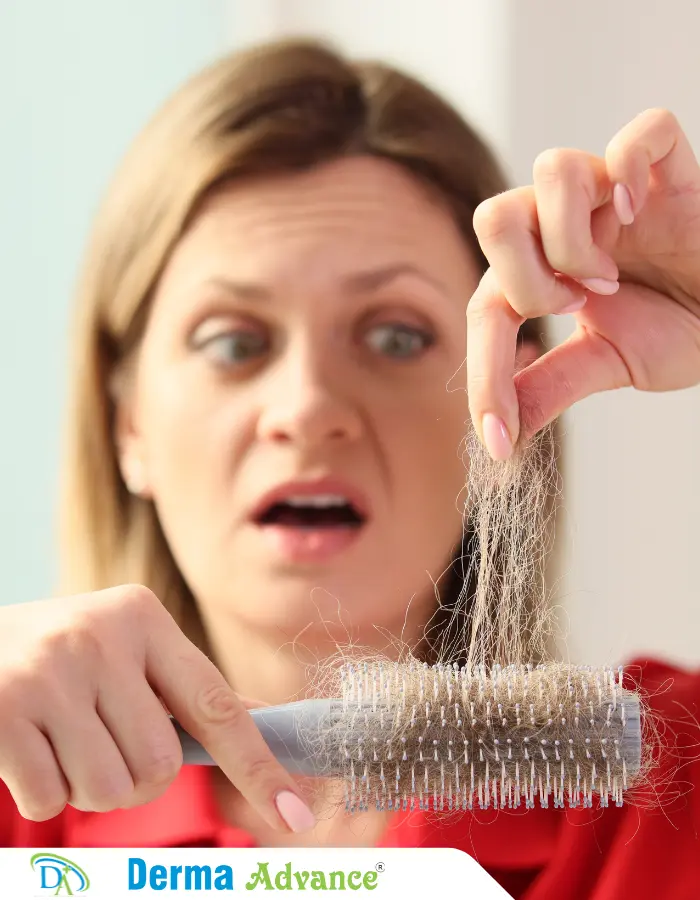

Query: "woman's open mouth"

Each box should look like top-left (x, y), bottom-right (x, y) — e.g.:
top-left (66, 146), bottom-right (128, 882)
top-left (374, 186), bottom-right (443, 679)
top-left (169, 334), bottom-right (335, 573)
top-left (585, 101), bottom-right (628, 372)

top-left (251, 485), bottom-right (369, 563)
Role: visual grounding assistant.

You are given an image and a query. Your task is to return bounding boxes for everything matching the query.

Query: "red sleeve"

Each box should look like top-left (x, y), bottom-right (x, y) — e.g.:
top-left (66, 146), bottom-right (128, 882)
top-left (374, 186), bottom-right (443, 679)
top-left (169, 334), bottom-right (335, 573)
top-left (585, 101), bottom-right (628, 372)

top-left (0, 780), bottom-right (18, 845)
top-left (0, 779), bottom-right (66, 847)
top-left (528, 655), bottom-right (700, 900)
top-left (625, 654), bottom-right (700, 821)
top-left (395, 655), bottom-right (700, 900)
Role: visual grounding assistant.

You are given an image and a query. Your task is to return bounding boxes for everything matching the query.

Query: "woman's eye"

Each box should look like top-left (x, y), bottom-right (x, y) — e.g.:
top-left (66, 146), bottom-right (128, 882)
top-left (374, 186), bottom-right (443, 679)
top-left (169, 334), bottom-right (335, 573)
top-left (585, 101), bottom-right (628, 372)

top-left (365, 323), bottom-right (434, 359)
top-left (199, 330), bottom-right (269, 365)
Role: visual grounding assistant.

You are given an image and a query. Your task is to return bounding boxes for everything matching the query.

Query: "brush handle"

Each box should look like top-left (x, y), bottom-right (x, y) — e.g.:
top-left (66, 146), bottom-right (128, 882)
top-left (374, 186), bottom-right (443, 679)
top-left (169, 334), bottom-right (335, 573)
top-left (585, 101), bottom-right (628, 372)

top-left (173, 698), bottom-right (336, 777)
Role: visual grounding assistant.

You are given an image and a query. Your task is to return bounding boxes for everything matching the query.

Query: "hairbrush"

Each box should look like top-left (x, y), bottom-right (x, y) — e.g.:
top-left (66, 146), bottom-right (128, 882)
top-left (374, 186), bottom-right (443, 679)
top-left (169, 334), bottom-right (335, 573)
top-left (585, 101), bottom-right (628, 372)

top-left (174, 661), bottom-right (642, 812)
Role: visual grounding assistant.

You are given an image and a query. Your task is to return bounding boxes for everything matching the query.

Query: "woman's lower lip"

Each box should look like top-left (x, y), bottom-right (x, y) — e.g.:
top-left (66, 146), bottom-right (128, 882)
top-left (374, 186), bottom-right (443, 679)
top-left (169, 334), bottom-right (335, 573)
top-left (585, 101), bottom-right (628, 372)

top-left (257, 524), bottom-right (363, 562)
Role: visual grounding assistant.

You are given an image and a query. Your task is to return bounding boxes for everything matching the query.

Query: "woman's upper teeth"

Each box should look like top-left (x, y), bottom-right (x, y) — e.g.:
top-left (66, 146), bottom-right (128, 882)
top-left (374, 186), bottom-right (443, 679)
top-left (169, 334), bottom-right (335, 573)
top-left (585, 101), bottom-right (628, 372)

top-left (285, 495), bottom-right (349, 508)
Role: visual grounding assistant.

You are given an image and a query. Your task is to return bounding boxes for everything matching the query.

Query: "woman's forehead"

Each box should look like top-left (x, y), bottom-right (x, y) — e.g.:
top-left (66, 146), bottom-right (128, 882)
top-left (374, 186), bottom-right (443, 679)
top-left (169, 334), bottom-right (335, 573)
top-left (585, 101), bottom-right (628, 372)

top-left (167, 156), bottom-right (478, 290)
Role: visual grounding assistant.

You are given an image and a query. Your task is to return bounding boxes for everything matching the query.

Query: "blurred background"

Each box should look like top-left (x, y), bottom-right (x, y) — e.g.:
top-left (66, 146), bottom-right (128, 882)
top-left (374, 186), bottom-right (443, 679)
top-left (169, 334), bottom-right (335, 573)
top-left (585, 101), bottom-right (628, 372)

top-left (1, 0), bottom-right (698, 668)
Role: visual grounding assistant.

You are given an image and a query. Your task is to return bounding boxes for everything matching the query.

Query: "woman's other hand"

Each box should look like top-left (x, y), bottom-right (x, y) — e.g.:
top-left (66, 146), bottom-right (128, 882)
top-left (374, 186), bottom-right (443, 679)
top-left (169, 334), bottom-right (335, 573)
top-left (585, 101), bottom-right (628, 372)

top-left (0, 585), bottom-right (315, 832)
top-left (467, 108), bottom-right (700, 459)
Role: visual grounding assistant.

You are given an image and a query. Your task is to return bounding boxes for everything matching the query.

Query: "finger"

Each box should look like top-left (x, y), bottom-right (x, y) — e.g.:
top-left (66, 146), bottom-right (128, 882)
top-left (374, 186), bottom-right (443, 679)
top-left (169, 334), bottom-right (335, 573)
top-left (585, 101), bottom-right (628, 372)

top-left (513, 320), bottom-right (633, 440)
top-left (605, 108), bottom-right (700, 217)
top-left (97, 673), bottom-right (183, 809)
top-left (0, 721), bottom-right (68, 821)
top-left (44, 706), bottom-right (135, 812)
top-left (532, 148), bottom-right (620, 284)
top-left (239, 695), bottom-right (271, 710)
top-left (473, 187), bottom-right (589, 320)
top-left (466, 267), bottom-right (523, 456)
top-left (145, 624), bottom-right (315, 834)
top-left (158, 693), bottom-right (267, 714)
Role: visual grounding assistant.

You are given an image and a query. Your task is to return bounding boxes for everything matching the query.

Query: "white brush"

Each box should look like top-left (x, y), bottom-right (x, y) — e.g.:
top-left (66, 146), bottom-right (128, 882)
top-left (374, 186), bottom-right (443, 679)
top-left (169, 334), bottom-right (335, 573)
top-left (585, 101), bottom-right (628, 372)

top-left (174, 661), bottom-right (642, 812)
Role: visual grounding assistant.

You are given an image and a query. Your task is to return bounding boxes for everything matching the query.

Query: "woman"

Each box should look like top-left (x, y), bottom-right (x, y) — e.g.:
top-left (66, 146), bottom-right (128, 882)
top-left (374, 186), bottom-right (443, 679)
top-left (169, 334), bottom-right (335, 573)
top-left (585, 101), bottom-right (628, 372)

top-left (0, 38), bottom-right (698, 898)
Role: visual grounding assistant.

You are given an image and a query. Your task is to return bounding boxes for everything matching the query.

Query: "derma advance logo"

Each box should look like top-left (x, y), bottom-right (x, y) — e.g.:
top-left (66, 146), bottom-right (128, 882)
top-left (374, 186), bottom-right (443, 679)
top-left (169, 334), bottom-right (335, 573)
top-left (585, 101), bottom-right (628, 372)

top-left (30, 853), bottom-right (90, 895)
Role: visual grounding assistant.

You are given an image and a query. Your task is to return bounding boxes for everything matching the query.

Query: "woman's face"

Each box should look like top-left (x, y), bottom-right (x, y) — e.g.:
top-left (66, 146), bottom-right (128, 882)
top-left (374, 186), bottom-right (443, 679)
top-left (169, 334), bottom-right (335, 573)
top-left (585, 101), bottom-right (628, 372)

top-left (118, 156), bottom-right (482, 640)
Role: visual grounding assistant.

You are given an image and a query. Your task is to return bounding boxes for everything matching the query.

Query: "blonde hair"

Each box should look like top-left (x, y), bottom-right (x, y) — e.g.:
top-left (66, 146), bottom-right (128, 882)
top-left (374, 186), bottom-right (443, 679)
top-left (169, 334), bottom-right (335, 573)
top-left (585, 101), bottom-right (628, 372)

top-left (58, 38), bottom-right (548, 652)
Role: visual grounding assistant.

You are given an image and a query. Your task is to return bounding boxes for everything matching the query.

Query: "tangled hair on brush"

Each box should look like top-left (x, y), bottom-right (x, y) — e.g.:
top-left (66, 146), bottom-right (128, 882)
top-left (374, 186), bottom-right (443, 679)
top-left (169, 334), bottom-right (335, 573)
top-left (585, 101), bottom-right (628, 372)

top-left (303, 653), bottom-right (680, 820)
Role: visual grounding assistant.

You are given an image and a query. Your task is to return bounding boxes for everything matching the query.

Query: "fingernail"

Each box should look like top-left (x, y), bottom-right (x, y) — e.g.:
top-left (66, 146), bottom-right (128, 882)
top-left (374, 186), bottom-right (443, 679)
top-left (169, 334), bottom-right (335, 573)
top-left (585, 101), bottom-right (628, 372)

top-left (581, 278), bottom-right (619, 295)
top-left (482, 413), bottom-right (513, 461)
top-left (275, 790), bottom-right (316, 833)
top-left (557, 296), bottom-right (588, 315)
top-left (613, 183), bottom-right (634, 226)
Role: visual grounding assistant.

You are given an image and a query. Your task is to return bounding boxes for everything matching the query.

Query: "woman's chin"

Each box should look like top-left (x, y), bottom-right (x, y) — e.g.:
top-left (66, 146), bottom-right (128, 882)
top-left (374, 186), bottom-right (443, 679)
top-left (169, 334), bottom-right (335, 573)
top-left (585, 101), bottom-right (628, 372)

top-left (228, 572), bottom-right (389, 640)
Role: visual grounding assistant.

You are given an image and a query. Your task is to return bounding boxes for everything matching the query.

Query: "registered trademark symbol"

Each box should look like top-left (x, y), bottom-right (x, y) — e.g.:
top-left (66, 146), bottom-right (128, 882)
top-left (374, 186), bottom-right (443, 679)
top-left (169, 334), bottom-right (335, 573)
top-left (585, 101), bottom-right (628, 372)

top-left (375, 862), bottom-right (385, 873)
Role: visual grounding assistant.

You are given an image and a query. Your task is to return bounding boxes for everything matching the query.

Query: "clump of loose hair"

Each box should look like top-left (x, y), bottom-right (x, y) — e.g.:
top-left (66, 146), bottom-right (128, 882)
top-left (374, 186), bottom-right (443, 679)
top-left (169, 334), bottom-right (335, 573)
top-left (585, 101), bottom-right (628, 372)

top-left (437, 419), bottom-right (561, 670)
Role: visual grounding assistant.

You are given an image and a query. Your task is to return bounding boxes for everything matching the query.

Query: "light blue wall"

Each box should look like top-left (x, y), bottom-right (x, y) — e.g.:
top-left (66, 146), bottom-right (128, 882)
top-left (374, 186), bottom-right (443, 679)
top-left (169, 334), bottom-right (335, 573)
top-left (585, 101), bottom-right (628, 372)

top-left (0, 1), bottom-right (227, 604)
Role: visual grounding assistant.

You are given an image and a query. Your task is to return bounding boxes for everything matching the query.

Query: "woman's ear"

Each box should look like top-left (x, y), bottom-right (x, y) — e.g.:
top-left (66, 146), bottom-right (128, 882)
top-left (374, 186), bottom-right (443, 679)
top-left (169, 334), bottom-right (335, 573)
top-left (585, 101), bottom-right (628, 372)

top-left (514, 337), bottom-right (543, 374)
top-left (114, 389), bottom-right (152, 498)
top-left (119, 451), bottom-right (151, 497)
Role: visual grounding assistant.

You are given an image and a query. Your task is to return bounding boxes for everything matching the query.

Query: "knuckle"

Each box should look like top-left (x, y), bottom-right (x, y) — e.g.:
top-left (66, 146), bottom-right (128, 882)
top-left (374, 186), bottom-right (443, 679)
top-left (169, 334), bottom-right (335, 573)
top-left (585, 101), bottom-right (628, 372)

top-left (113, 583), bottom-right (161, 619)
top-left (466, 301), bottom-right (496, 332)
top-left (133, 746), bottom-right (182, 789)
top-left (543, 243), bottom-right (578, 278)
top-left (195, 682), bottom-right (244, 728)
top-left (0, 663), bottom-right (75, 726)
top-left (518, 393), bottom-right (548, 439)
top-left (473, 196), bottom-right (520, 243)
top-left (238, 752), bottom-right (279, 788)
top-left (0, 671), bottom-right (32, 719)
top-left (83, 795), bottom-right (123, 814)
top-left (43, 618), bottom-right (101, 660)
top-left (89, 793), bottom-right (131, 813)
top-left (642, 106), bottom-right (677, 132)
top-left (467, 370), bottom-right (492, 389)
top-left (77, 773), bottom-right (135, 813)
top-left (62, 584), bottom-right (160, 658)
top-left (119, 780), bottom-right (172, 810)
top-left (19, 793), bottom-right (67, 822)
top-left (532, 147), bottom-right (578, 186)
top-left (608, 108), bottom-right (678, 166)
top-left (466, 283), bottom-right (498, 322)
top-left (32, 620), bottom-right (106, 686)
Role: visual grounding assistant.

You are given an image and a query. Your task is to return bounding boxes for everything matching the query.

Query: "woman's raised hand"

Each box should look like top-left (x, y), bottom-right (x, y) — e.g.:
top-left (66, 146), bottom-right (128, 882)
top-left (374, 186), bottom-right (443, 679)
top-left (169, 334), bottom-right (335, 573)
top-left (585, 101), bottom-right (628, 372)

top-left (0, 585), bottom-right (315, 831)
top-left (467, 108), bottom-right (700, 459)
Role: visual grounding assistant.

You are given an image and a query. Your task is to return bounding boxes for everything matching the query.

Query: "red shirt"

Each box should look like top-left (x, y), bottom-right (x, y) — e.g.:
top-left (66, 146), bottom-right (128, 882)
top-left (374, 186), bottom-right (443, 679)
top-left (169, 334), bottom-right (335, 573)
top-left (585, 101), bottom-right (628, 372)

top-left (1, 656), bottom-right (699, 899)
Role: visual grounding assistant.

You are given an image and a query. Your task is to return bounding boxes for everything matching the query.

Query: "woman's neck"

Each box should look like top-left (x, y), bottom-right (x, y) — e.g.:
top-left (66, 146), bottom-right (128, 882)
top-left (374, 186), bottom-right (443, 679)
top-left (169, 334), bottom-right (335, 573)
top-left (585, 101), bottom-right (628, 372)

top-left (198, 602), bottom-right (432, 705)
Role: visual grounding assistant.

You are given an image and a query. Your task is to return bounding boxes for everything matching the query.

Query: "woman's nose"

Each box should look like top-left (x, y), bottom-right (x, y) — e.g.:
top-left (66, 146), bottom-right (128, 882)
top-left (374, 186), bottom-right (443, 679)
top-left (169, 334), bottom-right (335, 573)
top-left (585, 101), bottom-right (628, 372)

top-left (255, 356), bottom-right (363, 448)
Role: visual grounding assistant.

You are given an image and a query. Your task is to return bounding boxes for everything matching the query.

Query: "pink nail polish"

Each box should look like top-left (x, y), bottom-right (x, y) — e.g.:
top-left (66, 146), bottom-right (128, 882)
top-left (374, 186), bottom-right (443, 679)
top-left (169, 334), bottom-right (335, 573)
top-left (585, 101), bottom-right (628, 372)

top-left (581, 278), bottom-right (619, 295)
top-left (275, 790), bottom-right (316, 833)
top-left (482, 413), bottom-right (513, 461)
top-left (557, 296), bottom-right (588, 315)
top-left (613, 183), bottom-right (634, 226)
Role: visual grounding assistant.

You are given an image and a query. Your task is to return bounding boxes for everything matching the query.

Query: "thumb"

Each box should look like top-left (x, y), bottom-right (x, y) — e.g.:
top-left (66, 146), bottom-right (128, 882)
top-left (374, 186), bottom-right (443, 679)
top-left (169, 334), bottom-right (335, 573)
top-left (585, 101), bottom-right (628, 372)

top-left (514, 325), bottom-right (632, 441)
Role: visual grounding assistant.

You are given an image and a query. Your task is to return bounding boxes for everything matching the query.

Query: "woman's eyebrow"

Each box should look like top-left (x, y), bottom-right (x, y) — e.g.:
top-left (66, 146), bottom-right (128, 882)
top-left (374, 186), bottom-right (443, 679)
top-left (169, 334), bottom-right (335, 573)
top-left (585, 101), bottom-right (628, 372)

top-left (343, 263), bottom-right (449, 297)
top-left (202, 277), bottom-right (272, 302)
top-left (200, 263), bottom-right (448, 302)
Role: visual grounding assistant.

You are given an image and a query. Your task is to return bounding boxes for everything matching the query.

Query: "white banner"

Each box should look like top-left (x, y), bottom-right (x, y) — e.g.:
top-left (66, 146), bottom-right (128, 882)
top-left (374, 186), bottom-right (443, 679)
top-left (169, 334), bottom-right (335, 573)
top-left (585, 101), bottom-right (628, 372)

top-left (4, 847), bottom-right (512, 898)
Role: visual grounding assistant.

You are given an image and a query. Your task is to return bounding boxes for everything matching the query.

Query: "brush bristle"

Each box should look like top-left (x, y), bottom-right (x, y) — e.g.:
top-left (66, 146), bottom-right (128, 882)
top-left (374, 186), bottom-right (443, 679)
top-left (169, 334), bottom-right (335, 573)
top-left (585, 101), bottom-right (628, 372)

top-left (323, 661), bottom-right (641, 813)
